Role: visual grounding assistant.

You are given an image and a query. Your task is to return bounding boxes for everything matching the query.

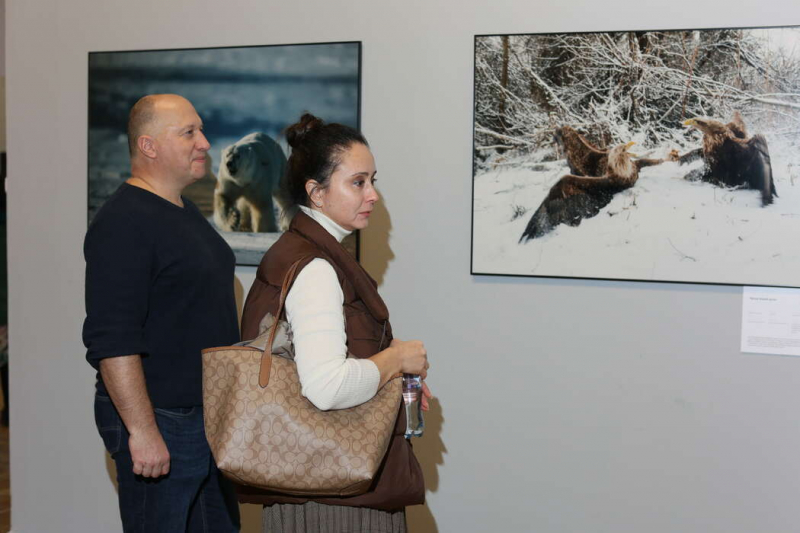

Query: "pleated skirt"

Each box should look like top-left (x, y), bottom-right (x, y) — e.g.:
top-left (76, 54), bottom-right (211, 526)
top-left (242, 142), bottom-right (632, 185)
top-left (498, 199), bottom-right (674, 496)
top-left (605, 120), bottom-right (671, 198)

top-left (261, 502), bottom-right (406, 533)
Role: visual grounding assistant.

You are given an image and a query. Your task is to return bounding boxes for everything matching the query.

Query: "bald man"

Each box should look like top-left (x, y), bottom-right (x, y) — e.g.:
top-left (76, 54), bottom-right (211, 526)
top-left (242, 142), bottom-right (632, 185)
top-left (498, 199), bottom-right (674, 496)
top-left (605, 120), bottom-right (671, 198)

top-left (84, 95), bottom-right (240, 532)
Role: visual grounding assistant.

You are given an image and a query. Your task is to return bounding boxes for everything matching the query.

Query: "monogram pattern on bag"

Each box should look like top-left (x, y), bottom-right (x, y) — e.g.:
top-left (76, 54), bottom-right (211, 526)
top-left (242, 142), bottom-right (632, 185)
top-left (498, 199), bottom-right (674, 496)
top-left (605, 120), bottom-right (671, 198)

top-left (202, 346), bottom-right (401, 496)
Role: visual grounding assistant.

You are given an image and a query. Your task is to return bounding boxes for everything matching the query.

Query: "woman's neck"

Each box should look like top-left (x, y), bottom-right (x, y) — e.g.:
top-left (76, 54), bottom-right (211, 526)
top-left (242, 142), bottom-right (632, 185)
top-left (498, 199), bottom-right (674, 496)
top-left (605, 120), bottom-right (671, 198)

top-left (299, 205), bottom-right (351, 243)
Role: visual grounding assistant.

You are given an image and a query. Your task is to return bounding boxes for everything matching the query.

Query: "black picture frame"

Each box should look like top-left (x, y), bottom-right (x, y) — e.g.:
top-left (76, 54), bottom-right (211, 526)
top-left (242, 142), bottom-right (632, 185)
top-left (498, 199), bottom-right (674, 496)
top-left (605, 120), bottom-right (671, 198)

top-left (88, 41), bottom-right (362, 265)
top-left (472, 26), bottom-right (800, 287)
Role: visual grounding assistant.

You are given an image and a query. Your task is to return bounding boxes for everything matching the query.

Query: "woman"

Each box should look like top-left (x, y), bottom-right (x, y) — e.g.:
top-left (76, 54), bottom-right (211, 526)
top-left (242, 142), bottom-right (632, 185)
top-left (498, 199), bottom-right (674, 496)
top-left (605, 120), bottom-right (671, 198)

top-left (240, 113), bottom-right (432, 533)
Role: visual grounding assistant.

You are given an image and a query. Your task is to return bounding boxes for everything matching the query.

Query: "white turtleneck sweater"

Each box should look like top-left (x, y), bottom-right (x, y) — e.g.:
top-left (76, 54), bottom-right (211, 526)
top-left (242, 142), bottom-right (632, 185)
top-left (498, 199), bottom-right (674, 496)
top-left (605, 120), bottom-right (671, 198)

top-left (284, 206), bottom-right (381, 410)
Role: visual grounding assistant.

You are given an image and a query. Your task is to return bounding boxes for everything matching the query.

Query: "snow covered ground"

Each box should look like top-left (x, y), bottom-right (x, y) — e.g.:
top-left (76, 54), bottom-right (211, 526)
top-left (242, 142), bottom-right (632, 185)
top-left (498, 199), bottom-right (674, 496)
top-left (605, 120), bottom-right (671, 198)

top-left (472, 142), bottom-right (800, 287)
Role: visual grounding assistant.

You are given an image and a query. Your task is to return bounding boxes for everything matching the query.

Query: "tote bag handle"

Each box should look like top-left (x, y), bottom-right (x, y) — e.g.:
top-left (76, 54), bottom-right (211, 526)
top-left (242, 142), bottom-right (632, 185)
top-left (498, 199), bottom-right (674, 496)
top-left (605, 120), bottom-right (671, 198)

top-left (258, 256), bottom-right (311, 388)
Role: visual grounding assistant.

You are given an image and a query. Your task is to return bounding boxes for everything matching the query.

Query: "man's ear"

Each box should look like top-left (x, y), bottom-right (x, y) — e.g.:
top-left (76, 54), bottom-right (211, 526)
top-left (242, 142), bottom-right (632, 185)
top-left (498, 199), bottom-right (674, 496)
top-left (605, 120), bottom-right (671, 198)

top-left (137, 135), bottom-right (157, 160)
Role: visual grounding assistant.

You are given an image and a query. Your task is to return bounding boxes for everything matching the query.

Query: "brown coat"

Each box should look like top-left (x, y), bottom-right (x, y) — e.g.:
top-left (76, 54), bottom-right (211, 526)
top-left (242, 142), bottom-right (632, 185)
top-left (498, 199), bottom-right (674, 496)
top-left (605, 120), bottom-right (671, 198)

top-left (238, 210), bottom-right (425, 511)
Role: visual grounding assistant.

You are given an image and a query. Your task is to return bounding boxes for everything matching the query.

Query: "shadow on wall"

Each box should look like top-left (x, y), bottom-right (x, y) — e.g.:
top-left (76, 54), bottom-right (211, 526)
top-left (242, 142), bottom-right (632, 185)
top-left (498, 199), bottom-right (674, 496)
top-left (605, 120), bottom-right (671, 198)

top-left (363, 197), bottom-right (394, 287)
top-left (240, 502), bottom-right (261, 532)
top-left (104, 453), bottom-right (118, 491)
top-left (407, 396), bottom-right (445, 532)
top-left (367, 195), bottom-right (445, 531)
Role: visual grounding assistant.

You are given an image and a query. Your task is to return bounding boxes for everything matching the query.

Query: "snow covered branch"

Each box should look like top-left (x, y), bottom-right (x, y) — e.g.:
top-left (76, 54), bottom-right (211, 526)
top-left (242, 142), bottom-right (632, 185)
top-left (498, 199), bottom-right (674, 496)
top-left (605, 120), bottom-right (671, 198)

top-left (474, 29), bottom-right (800, 172)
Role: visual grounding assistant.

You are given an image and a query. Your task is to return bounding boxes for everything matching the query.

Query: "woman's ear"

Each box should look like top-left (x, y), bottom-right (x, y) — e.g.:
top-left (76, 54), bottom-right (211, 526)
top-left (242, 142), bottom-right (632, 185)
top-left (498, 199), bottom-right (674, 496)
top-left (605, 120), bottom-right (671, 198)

top-left (305, 179), bottom-right (323, 208)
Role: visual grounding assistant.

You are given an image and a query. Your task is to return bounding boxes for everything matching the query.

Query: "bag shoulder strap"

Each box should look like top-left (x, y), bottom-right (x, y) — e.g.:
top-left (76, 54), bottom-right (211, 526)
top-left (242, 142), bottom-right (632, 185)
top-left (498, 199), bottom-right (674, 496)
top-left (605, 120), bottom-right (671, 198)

top-left (258, 256), bottom-right (312, 388)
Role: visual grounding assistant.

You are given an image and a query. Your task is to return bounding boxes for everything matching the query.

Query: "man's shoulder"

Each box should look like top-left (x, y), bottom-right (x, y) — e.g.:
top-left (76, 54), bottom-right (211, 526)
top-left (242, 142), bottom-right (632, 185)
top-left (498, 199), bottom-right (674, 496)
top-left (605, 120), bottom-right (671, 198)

top-left (92, 183), bottom-right (185, 228)
top-left (92, 183), bottom-right (147, 220)
top-left (85, 184), bottom-right (158, 247)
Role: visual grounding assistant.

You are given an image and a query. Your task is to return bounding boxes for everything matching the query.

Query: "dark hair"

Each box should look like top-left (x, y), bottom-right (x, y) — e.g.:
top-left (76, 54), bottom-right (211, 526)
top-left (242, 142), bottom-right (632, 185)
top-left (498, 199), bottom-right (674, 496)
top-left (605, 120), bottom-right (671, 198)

top-left (284, 113), bottom-right (369, 207)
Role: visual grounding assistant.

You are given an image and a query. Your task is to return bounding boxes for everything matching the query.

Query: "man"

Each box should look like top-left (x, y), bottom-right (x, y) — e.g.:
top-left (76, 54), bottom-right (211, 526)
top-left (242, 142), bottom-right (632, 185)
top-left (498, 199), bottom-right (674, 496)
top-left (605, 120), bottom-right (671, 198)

top-left (84, 94), bottom-right (240, 532)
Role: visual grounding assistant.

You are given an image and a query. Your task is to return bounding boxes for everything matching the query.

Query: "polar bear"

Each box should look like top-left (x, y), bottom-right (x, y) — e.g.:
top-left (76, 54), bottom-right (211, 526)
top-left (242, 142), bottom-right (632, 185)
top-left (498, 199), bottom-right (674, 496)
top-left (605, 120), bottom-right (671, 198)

top-left (213, 132), bottom-right (288, 233)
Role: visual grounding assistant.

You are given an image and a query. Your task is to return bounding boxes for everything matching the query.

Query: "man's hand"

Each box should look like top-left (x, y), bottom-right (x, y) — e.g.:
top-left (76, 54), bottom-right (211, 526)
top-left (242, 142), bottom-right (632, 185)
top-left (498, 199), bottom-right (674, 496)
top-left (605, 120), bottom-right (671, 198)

top-left (99, 355), bottom-right (170, 478)
top-left (129, 426), bottom-right (170, 478)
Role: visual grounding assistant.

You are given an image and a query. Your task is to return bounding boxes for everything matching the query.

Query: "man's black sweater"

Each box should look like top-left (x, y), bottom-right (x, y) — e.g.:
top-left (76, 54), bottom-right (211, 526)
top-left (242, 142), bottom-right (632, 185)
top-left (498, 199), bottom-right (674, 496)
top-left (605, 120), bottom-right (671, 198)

top-left (83, 183), bottom-right (239, 407)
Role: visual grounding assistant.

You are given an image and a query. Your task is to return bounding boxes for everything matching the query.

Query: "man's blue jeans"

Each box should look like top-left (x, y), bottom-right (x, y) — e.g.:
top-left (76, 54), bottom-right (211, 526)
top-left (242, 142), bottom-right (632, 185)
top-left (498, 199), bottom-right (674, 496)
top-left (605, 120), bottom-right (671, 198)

top-left (94, 393), bottom-right (240, 532)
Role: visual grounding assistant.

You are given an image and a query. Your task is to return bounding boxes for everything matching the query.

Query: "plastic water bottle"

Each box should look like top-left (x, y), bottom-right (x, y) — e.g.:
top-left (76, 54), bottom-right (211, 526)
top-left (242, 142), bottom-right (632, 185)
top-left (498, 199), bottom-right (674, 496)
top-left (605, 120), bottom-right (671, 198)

top-left (402, 374), bottom-right (424, 439)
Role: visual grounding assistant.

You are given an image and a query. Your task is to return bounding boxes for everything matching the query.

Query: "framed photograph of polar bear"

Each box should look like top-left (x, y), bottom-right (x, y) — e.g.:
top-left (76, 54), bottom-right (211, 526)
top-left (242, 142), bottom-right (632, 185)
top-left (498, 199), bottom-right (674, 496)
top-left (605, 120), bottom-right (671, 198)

top-left (472, 26), bottom-right (800, 287)
top-left (88, 41), bottom-right (361, 265)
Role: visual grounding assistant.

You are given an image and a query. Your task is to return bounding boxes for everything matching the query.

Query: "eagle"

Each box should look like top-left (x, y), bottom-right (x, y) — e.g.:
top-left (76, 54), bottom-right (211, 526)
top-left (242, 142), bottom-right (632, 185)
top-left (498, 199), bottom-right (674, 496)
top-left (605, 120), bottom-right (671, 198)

top-left (680, 113), bottom-right (777, 206)
top-left (555, 125), bottom-right (673, 175)
top-left (554, 126), bottom-right (608, 177)
top-left (674, 111), bottom-right (748, 165)
top-left (520, 142), bottom-right (638, 242)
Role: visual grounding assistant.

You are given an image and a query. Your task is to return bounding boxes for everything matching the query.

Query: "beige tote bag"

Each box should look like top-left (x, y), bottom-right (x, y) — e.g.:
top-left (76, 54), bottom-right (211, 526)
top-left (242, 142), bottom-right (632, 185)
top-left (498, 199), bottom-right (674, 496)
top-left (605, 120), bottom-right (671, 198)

top-left (202, 258), bottom-right (401, 496)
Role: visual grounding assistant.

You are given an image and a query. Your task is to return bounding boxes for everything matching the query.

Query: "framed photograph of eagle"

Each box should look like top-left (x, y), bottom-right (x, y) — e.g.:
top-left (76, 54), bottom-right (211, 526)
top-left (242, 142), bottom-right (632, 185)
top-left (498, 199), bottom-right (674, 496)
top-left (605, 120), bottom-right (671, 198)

top-left (472, 26), bottom-right (800, 287)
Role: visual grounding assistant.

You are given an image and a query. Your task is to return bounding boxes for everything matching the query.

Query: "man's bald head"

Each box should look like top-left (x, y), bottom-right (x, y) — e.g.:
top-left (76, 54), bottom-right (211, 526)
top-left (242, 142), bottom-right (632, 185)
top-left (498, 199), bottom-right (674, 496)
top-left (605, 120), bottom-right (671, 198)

top-left (127, 94), bottom-right (192, 157)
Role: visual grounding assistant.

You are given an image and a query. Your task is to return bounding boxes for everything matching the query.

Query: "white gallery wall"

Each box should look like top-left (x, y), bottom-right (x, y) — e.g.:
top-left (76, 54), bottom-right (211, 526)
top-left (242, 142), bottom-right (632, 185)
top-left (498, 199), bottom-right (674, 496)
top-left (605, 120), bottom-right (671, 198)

top-left (7, 1), bottom-right (800, 532)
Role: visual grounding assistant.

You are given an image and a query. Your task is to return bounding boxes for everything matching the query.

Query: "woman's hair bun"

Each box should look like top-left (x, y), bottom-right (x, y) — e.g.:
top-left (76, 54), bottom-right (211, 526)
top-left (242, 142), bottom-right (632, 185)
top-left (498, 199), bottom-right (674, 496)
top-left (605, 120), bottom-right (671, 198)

top-left (285, 113), bottom-right (324, 148)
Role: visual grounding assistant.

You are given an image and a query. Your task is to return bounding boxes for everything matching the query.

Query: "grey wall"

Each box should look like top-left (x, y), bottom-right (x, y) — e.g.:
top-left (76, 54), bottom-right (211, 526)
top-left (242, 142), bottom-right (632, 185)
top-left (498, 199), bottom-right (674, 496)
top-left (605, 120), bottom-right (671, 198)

top-left (7, 1), bottom-right (800, 532)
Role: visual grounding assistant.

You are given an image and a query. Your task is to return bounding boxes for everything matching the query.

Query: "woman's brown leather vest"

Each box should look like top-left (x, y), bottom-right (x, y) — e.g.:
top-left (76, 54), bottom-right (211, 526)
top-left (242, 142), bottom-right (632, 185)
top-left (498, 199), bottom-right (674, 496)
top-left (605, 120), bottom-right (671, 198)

top-left (238, 210), bottom-right (425, 511)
